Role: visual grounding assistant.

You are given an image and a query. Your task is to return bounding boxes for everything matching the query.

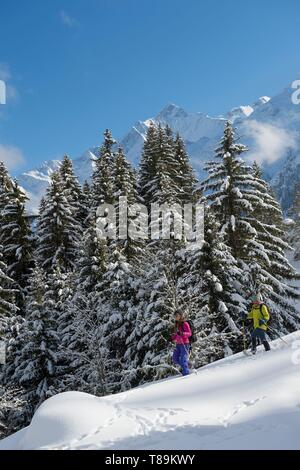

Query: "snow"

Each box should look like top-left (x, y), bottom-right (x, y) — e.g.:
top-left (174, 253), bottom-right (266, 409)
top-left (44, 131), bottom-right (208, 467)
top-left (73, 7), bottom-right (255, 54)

top-left (227, 105), bottom-right (254, 121)
top-left (221, 175), bottom-right (230, 190)
top-left (231, 215), bottom-right (236, 231)
top-left (1, 331), bottom-right (300, 450)
top-left (214, 282), bottom-right (223, 292)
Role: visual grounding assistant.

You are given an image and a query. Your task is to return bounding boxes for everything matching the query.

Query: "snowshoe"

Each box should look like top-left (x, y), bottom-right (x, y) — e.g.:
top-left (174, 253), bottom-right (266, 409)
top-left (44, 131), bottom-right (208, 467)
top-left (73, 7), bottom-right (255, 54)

top-left (243, 349), bottom-right (252, 357)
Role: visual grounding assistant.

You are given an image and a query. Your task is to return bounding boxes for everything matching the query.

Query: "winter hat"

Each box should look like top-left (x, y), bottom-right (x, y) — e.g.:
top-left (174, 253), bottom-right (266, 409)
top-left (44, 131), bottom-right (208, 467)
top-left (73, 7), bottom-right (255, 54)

top-left (250, 293), bottom-right (262, 303)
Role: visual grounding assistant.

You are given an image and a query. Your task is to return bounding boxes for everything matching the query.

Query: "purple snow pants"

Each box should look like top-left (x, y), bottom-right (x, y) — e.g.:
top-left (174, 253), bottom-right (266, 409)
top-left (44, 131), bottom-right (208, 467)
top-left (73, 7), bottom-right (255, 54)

top-left (172, 344), bottom-right (190, 376)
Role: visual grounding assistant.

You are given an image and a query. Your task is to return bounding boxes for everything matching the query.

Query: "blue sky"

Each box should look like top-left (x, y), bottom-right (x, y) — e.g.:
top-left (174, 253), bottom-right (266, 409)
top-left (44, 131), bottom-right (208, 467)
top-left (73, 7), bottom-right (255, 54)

top-left (1, 0), bottom-right (300, 174)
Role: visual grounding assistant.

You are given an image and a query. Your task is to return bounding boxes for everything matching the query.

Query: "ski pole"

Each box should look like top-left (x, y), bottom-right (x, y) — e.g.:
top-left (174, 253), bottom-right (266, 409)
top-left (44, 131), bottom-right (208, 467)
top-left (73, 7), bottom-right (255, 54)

top-left (160, 334), bottom-right (171, 345)
top-left (242, 322), bottom-right (246, 349)
top-left (267, 326), bottom-right (289, 345)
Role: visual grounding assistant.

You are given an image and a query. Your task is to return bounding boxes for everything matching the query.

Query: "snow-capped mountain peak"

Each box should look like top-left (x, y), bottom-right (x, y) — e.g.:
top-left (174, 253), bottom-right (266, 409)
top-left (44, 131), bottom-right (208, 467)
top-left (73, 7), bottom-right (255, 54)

top-left (156, 103), bottom-right (188, 121)
top-left (255, 96), bottom-right (271, 106)
top-left (226, 95), bottom-right (271, 122)
top-left (16, 81), bottom-right (300, 215)
top-left (226, 105), bottom-right (254, 122)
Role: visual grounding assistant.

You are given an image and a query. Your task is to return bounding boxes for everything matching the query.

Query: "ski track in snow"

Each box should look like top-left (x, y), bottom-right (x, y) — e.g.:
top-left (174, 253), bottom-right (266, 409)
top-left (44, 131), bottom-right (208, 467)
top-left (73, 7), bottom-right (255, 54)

top-left (48, 398), bottom-right (187, 450)
top-left (2, 331), bottom-right (300, 450)
top-left (217, 396), bottom-right (267, 428)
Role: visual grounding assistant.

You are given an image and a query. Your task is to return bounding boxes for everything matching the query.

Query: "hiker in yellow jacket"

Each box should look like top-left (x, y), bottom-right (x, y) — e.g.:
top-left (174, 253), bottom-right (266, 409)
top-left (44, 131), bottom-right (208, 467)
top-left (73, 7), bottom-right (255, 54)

top-left (247, 294), bottom-right (271, 354)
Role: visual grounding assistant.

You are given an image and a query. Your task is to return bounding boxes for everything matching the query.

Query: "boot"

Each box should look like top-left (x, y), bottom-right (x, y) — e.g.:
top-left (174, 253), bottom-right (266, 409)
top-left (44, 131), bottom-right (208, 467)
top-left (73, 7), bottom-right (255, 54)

top-left (263, 340), bottom-right (271, 352)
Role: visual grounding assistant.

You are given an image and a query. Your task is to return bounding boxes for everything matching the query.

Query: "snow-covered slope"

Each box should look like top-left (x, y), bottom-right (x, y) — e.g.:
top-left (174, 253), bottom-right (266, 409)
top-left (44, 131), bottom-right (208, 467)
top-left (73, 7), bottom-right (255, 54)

top-left (1, 331), bottom-right (300, 450)
top-left (17, 79), bottom-right (300, 214)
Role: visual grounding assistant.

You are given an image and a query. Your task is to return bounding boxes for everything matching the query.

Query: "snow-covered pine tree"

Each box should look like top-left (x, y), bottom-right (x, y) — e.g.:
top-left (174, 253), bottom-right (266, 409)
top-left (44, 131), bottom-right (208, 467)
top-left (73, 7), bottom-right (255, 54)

top-left (0, 181), bottom-right (34, 313)
top-left (248, 162), bottom-right (300, 332)
top-left (91, 129), bottom-right (116, 211)
top-left (0, 385), bottom-right (26, 439)
top-left (5, 267), bottom-right (60, 424)
top-left (59, 215), bottom-right (110, 395)
top-left (202, 122), bottom-right (300, 334)
top-left (179, 205), bottom-right (246, 366)
top-left (138, 122), bottom-right (158, 208)
top-left (78, 220), bottom-right (109, 294)
top-left (252, 161), bottom-right (284, 229)
top-left (114, 146), bottom-right (138, 204)
top-left (152, 124), bottom-right (181, 205)
top-left (91, 145), bottom-right (146, 389)
top-left (0, 245), bottom-right (18, 337)
top-left (45, 265), bottom-right (76, 393)
top-left (135, 238), bottom-right (187, 382)
top-left (173, 132), bottom-right (199, 204)
top-left (62, 294), bottom-right (113, 397)
top-left (81, 181), bottom-right (92, 228)
top-left (59, 155), bottom-right (85, 228)
top-left (139, 123), bottom-right (181, 207)
top-left (1, 310), bottom-right (26, 435)
top-left (65, 142), bottom-right (139, 394)
top-left (36, 170), bottom-right (81, 273)
top-left (38, 196), bottom-right (46, 214)
top-left (0, 161), bottom-right (14, 219)
top-left (95, 242), bottom-right (142, 392)
top-left (135, 125), bottom-right (199, 382)
top-left (201, 121), bottom-right (255, 260)
top-left (112, 145), bottom-right (146, 262)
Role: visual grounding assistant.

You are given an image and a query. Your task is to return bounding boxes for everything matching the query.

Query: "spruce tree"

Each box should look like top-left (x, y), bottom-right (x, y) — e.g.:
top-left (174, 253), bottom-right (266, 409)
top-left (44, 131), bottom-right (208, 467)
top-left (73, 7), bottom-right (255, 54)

top-left (6, 267), bottom-right (60, 423)
top-left (0, 161), bottom-right (14, 220)
top-left (0, 245), bottom-right (18, 337)
top-left (81, 181), bottom-right (92, 228)
top-left (112, 145), bottom-right (146, 262)
top-left (153, 124), bottom-right (181, 205)
top-left (173, 133), bottom-right (199, 204)
top-left (36, 171), bottom-right (81, 273)
top-left (202, 121), bottom-right (255, 259)
top-left (139, 122), bottom-right (159, 207)
top-left (136, 239), bottom-right (187, 381)
top-left (59, 217), bottom-right (109, 395)
top-left (248, 162), bottom-right (300, 332)
top-left (0, 181), bottom-right (34, 313)
top-left (95, 244), bottom-right (141, 391)
top-left (114, 146), bottom-right (138, 204)
top-left (59, 155), bottom-right (85, 228)
top-left (202, 122), bottom-right (300, 334)
top-left (91, 129), bottom-right (116, 211)
top-left (139, 123), bottom-right (182, 205)
top-left (180, 206), bottom-right (246, 365)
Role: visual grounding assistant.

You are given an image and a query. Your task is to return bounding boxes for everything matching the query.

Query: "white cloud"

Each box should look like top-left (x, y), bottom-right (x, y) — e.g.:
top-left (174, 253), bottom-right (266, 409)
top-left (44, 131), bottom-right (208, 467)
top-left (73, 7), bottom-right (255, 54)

top-left (244, 120), bottom-right (297, 165)
top-left (0, 63), bottom-right (19, 104)
top-left (0, 144), bottom-right (25, 170)
top-left (60, 10), bottom-right (78, 28)
top-left (6, 84), bottom-right (19, 101)
top-left (0, 63), bottom-right (11, 82)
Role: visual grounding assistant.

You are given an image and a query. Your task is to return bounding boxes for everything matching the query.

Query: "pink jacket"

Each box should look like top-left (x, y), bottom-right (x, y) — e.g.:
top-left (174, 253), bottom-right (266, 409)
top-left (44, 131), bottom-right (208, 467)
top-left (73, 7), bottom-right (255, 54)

top-left (171, 321), bottom-right (192, 345)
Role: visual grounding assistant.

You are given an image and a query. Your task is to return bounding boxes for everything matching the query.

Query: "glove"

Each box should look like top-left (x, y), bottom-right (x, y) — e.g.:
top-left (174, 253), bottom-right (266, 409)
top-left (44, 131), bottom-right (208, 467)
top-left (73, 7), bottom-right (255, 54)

top-left (259, 319), bottom-right (267, 326)
top-left (240, 312), bottom-right (247, 319)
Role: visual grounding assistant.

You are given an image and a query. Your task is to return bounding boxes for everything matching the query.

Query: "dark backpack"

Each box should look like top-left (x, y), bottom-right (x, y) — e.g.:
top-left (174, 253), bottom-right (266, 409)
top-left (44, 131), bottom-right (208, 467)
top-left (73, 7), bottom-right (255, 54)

top-left (186, 320), bottom-right (196, 343)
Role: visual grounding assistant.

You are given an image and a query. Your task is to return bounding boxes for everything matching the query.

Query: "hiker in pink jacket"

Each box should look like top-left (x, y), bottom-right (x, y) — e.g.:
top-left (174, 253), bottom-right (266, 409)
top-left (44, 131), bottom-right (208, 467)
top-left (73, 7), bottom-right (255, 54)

top-left (171, 311), bottom-right (192, 376)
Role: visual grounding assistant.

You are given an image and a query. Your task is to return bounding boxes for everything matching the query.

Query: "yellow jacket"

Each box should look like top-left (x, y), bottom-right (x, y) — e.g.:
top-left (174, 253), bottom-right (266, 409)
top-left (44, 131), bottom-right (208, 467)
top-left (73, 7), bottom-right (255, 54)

top-left (247, 303), bottom-right (270, 330)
